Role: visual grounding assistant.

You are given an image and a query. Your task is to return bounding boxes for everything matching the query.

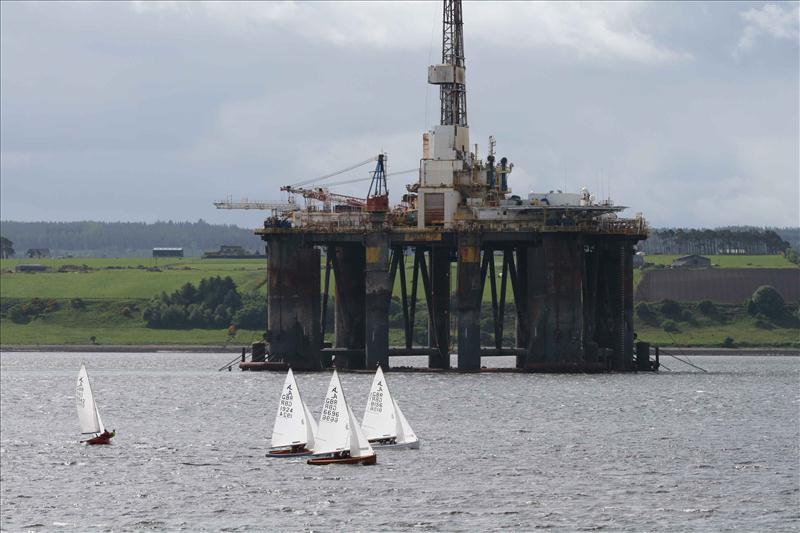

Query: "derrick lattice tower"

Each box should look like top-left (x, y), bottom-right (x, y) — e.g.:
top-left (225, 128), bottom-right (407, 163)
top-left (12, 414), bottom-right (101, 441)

top-left (440, 0), bottom-right (467, 127)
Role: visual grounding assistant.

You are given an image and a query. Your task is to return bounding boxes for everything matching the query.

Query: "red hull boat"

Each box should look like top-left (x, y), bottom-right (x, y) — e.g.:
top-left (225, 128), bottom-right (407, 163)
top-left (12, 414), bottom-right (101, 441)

top-left (83, 433), bottom-right (113, 445)
top-left (307, 454), bottom-right (376, 466)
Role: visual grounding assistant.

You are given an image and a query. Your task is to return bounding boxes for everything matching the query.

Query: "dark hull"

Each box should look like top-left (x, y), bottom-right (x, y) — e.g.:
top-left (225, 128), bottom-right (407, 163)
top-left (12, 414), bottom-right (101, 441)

top-left (83, 435), bottom-right (112, 445)
top-left (307, 454), bottom-right (377, 466)
top-left (267, 447), bottom-right (313, 457)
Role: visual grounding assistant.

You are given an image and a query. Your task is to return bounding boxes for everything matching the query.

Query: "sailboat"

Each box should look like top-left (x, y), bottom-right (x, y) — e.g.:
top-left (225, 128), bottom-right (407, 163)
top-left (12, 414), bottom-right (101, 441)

top-left (267, 369), bottom-right (318, 457)
top-left (76, 363), bottom-right (115, 445)
top-left (307, 370), bottom-right (376, 465)
top-left (361, 366), bottom-right (419, 449)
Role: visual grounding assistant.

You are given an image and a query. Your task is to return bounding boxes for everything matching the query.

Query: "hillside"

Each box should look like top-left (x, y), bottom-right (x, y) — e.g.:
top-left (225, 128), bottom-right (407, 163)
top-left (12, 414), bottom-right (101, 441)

top-left (0, 220), bottom-right (264, 258)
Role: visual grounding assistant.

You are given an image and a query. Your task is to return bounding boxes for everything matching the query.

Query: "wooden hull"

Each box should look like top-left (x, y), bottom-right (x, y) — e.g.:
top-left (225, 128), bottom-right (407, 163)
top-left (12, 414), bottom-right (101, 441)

top-left (82, 435), bottom-right (112, 445)
top-left (307, 454), bottom-right (377, 466)
top-left (266, 447), bottom-right (313, 457)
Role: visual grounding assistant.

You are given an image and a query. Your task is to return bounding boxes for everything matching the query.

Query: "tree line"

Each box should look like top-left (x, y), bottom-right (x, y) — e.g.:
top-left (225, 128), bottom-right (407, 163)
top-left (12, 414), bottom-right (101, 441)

top-left (142, 276), bottom-right (265, 330)
top-left (0, 220), bottom-right (264, 257)
top-left (637, 227), bottom-right (793, 255)
top-left (1, 221), bottom-right (797, 258)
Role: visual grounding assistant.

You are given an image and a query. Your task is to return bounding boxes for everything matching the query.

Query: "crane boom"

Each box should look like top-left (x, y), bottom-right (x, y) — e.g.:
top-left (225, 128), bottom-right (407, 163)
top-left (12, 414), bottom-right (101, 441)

top-left (213, 196), bottom-right (298, 215)
top-left (280, 186), bottom-right (366, 208)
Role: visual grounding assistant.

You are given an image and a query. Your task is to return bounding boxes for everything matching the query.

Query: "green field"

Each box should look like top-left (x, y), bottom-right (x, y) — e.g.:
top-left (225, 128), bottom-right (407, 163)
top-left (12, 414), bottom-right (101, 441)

top-left (1, 255), bottom-right (797, 347)
top-left (637, 322), bottom-right (799, 347)
top-left (642, 254), bottom-right (796, 268)
top-left (0, 258), bottom-right (267, 299)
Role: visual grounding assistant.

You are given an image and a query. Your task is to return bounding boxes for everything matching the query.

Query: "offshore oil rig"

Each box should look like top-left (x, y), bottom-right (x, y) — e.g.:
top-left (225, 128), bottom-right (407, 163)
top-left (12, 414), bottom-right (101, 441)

top-left (238, 1), bottom-right (648, 372)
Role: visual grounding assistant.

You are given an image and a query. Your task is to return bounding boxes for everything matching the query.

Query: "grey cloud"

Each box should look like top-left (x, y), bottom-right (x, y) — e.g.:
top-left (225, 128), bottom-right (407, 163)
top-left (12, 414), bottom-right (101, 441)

top-left (1, 1), bottom-right (797, 228)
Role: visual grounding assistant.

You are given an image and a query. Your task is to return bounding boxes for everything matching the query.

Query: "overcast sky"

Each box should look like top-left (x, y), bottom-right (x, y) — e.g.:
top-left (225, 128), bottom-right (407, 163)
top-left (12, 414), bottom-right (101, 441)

top-left (1, 1), bottom-right (798, 228)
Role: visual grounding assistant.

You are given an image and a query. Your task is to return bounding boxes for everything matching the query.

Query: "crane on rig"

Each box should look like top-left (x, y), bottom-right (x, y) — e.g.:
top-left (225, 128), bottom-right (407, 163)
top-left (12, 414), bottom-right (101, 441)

top-left (213, 196), bottom-right (298, 215)
top-left (280, 186), bottom-right (366, 212)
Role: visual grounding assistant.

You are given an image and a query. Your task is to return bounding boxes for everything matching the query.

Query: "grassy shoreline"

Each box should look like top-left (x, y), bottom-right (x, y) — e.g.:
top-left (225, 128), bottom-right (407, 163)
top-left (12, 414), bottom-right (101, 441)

top-left (1, 344), bottom-right (797, 355)
top-left (1, 256), bottom-right (797, 349)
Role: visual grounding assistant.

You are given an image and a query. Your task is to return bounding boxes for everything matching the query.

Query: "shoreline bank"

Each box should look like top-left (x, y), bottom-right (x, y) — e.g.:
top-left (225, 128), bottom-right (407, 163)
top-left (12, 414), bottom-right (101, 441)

top-left (0, 345), bottom-right (798, 356)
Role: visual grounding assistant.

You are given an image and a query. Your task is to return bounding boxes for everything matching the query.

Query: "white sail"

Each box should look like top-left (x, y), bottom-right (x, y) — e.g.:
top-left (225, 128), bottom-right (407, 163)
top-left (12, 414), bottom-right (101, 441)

top-left (393, 398), bottom-right (417, 445)
top-left (76, 364), bottom-right (103, 435)
top-left (361, 366), bottom-right (397, 441)
top-left (271, 369), bottom-right (315, 449)
top-left (302, 401), bottom-right (318, 450)
top-left (312, 371), bottom-right (351, 455)
top-left (347, 403), bottom-right (375, 458)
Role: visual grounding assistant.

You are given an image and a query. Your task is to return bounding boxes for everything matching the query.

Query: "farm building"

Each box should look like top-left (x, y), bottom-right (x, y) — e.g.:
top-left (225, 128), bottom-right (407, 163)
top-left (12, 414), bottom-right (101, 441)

top-left (15, 264), bottom-right (47, 272)
top-left (25, 248), bottom-right (50, 258)
top-left (152, 247), bottom-right (183, 258)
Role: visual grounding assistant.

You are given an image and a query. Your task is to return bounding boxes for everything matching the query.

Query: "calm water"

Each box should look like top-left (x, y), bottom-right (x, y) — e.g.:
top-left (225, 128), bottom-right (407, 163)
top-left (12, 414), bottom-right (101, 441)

top-left (1, 352), bottom-right (798, 532)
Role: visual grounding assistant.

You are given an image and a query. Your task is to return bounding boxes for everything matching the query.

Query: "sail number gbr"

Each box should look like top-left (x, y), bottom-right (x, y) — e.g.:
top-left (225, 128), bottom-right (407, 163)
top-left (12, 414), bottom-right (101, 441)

top-left (321, 396), bottom-right (339, 423)
top-left (278, 390), bottom-right (294, 418)
top-left (368, 381), bottom-right (384, 412)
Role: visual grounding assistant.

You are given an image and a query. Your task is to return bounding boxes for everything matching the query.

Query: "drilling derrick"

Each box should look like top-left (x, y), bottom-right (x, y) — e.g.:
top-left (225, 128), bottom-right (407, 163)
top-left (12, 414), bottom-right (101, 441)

top-left (418, 0), bottom-right (471, 228)
top-left (439, 0), bottom-right (467, 128)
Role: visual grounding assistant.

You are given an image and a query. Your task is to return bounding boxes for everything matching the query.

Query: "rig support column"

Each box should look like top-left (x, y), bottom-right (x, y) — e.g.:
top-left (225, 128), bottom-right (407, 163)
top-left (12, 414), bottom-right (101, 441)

top-left (266, 236), bottom-right (321, 370)
top-left (429, 247), bottom-right (451, 369)
top-left (622, 241), bottom-right (635, 369)
top-left (457, 233), bottom-right (482, 370)
top-left (333, 245), bottom-right (366, 368)
top-left (525, 235), bottom-right (585, 369)
top-left (514, 245), bottom-right (529, 368)
top-left (365, 232), bottom-right (391, 369)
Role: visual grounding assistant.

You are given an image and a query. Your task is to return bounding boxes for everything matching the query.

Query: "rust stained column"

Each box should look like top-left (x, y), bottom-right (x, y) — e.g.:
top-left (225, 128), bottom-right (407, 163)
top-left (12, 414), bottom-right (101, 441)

top-left (525, 244), bottom-right (547, 365)
top-left (365, 232), bottom-right (391, 369)
top-left (525, 234), bottom-right (585, 368)
top-left (514, 245), bottom-right (529, 368)
top-left (582, 239), bottom-right (600, 363)
top-left (457, 233), bottom-right (481, 370)
top-left (333, 245), bottom-right (366, 368)
top-left (266, 236), bottom-right (321, 370)
top-left (429, 247), bottom-right (451, 369)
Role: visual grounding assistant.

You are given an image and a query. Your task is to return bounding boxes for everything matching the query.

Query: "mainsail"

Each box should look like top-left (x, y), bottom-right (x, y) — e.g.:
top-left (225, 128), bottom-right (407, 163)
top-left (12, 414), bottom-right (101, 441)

top-left (361, 366), bottom-right (396, 440)
top-left (76, 363), bottom-right (104, 436)
top-left (271, 369), bottom-right (317, 449)
top-left (313, 371), bottom-right (351, 455)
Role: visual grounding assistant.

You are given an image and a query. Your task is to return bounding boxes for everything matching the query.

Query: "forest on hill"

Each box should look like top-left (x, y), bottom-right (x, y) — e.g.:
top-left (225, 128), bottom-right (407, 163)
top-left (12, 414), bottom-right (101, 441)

top-left (0, 220), bottom-right (264, 258)
top-left (0, 221), bottom-right (798, 259)
top-left (636, 227), bottom-right (797, 255)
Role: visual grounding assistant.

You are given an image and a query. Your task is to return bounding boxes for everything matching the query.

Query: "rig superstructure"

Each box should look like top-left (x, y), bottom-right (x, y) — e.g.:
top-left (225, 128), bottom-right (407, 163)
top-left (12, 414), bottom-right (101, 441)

top-left (243, 0), bottom-right (649, 371)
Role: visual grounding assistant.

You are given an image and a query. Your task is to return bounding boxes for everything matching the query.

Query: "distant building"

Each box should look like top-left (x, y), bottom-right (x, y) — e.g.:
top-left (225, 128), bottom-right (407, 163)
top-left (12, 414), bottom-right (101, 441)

top-left (25, 248), bottom-right (50, 258)
top-left (15, 264), bottom-right (47, 272)
top-left (152, 247), bottom-right (183, 258)
top-left (672, 254), bottom-right (711, 269)
top-left (203, 245), bottom-right (265, 259)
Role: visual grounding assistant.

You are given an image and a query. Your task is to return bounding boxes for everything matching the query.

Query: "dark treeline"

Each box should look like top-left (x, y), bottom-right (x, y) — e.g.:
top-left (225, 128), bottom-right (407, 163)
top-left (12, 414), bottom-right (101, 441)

top-left (0, 220), bottom-right (264, 257)
top-left (637, 227), bottom-right (794, 255)
top-left (1, 221), bottom-right (797, 258)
